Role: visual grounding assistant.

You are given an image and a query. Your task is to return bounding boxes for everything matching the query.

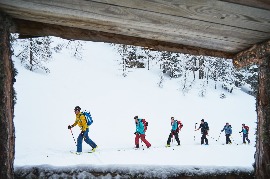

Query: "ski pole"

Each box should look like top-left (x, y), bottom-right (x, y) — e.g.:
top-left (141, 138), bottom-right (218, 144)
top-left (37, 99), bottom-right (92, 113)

top-left (216, 132), bottom-right (222, 141)
top-left (239, 132), bottom-right (242, 138)
top-left (230, 136), bottom-right (239, 145)
top-left (210, 137), bottom-right (216, 140)
top-left (209, 135), bottom-right (216, 140)
top-left (194, 123), bottom-right (197, 141)
top-left (69, 128), bottom-right (77, 146)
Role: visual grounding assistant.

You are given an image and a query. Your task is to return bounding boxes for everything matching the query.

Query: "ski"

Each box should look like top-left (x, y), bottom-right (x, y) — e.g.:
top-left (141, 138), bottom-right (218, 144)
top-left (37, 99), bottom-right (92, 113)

top-left (70, 150), bottom-right (95, 154)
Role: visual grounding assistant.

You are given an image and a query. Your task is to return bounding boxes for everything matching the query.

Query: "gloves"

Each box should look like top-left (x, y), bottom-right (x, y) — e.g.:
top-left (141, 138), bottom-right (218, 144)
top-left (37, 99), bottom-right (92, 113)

top-left (239, 131), bottom-right (241, 133)
top-left (145, 122), bottom-right (148, 126)
top-left (68, 125), bottom-right (72, 129)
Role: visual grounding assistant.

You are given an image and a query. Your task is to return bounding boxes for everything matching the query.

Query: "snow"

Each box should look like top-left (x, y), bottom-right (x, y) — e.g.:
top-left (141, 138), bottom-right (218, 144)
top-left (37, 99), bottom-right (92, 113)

top-left (13, 38), bottom-right (257, 176)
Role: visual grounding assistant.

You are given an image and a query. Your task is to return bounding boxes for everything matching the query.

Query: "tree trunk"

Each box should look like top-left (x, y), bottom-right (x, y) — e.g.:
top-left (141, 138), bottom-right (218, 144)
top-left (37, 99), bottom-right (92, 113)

top-left (0, 13), bottom-right (16, 179)
top-left (255, 56), bottom-right (270, 178)
top-left (199, 58), bottom-right (204, 79)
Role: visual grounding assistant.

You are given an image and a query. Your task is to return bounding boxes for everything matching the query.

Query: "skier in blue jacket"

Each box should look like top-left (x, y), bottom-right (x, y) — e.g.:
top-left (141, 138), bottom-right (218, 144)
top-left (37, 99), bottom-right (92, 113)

top-left (221, 122), bottom-right (232, 144)
top-left (134, 116), bottom-right (151, 149)
top-left (239, 124), bottom-right (250, 144)
top-left (166, 117), bottom-right (181, 147)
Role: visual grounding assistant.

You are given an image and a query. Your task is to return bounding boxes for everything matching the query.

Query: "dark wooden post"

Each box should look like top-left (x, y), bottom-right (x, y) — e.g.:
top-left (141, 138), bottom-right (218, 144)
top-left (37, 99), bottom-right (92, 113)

top-left (256, 56), bottom-right (270, 178)
top-left (234, 40), bottom-right (270, 179)
top-left (0, 13), bottom-right (16, 179)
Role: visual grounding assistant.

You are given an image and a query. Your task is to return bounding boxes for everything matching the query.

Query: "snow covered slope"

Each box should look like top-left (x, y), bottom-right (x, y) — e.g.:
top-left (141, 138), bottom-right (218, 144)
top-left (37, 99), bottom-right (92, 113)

top-left (13, 39), bottom-right (257, 172)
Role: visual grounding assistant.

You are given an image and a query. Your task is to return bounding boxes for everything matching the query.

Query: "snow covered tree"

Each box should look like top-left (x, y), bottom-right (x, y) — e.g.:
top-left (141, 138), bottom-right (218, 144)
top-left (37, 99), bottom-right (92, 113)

top-left (244, 65), bottom-right (259, 96)
top-left (115, 44), bottom-right (128, 77)
top-left (65, 40), bottom-right (83, 60)
top-left (181, 54), bottom-right (195, 95)
top-left (53, 39), bottom-right (84, 60)
top-left (16, 36), bottom-right (52, 73)
top-left (160, 51), bottom-right (181, 78)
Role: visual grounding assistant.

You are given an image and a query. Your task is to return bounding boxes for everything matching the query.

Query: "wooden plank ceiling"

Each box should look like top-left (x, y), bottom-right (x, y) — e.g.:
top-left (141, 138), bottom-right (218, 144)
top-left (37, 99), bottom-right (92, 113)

top-left (0, 0), bottom-right (270, 59)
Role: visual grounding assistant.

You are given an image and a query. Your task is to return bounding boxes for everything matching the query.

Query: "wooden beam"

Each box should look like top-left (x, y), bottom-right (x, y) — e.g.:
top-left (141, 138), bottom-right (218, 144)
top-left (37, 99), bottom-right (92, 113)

top-left (221, 0), bottom-right (270, 11)
top-left (1, 0), bottom-right (270, 54)
top-left (12, 19), bottom-right (234, 59)
top-left (233, 40), bottom-right (270, 68)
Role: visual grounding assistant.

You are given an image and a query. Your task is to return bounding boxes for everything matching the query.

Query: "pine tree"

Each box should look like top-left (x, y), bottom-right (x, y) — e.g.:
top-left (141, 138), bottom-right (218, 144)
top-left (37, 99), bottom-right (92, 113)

top-left (66, 40), bottom-right (83, 60)
top-left (16, 37), bottom-right (52, 73)
top-left (244, 65), bottom-right (259, 96)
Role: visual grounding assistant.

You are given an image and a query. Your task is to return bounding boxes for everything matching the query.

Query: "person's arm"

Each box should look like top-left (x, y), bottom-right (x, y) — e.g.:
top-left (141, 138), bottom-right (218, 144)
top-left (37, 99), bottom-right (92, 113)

top-left (195, 124), bottom-right (202, 131)
top-left (221, 126), bottom-right (225, 132)
top-left (68, 118), bottom-right (78, 129)
top-left (239, 128), bottom-right (243, 133)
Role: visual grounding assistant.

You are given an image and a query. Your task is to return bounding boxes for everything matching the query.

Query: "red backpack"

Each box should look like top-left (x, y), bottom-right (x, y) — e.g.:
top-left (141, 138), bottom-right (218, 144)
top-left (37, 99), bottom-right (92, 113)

top-left (141, 119), bottom-right (148, 132)
top-left (176, 120), bottom-right (183, 133)
top-left (244, 126), bottom-right (249, 133)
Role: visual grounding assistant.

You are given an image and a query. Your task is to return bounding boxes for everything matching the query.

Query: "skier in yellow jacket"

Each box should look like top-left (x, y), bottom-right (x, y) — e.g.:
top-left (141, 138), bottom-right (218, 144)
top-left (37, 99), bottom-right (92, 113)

top-left (68, 106), bottom-right (97, 154)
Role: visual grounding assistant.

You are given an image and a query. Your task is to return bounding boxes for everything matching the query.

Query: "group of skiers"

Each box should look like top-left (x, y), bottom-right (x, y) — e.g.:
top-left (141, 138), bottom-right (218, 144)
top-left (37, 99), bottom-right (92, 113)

top-left (194, 119), bottom-right (250, 145)
top-left (67, 106), bottom-right (251, 154)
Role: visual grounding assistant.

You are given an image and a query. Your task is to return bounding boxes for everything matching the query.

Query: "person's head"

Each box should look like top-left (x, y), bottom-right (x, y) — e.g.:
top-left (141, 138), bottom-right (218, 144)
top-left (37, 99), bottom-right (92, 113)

top-left (171, 117), bottom-right (174, 122)
top-left (226, 122), bottom-right (229, 126)
top-left (134, 116), bottom-right (138, 122)
top-left (74, 106), bottom-right (81, 115)
top-left (201, 119), bottom-right (204, 124)
top-left (242, 123), bottom-right (245, 127)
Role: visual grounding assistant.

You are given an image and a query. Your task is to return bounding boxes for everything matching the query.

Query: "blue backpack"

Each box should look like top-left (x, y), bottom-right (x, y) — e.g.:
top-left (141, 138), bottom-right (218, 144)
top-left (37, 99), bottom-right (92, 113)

top-left (81, 110), bottom-right (93, 126)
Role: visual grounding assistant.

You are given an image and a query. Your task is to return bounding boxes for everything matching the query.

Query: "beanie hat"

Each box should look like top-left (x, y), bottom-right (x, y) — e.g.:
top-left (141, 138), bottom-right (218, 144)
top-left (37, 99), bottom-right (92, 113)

top-left (74, 106), bottom-right (81, 111)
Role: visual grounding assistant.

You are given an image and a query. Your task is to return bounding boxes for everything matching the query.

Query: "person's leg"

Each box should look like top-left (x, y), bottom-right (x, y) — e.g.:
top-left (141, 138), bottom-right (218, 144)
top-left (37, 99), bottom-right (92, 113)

top-left (246, 134), bottom-right (250, 143)
top-left (140, 134), bottom-right (151, 148)
top-left (201, 134), bottom-right (205, 144)
top-left (243, 134), bottom-right (246, 143)
top-left (167, 133), bottom-right (173, 145)
top-left (228, 134), bottom-right (232, 143)
top-left (226, 134), bottom-right (229, 144)
top-left (205, 134), bottom-right (208, 145)
top-left (135, 133), bottom-right (140, 148)
top-left (174, 133), bottom-right (180, 145)
top-left (77, 133), bottom-right (83, 152)
top-left (83, 129), bottom-right (97, 148)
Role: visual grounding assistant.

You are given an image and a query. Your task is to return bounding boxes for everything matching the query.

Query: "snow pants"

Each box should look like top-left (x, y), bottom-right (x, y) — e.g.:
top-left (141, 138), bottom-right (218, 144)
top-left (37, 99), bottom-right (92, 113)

top-left (77, 128), bottom-right (97, 152)
top-left (225, 134), bottom-right (232, 144)
top-left (243, 133), bottom-right (250, 144)
top-left (167, 131), bottom-right (180, 145)
top-left (201, 133), bottom-right (208, 145)
top-left (135, 134), bottom-right (151, 148)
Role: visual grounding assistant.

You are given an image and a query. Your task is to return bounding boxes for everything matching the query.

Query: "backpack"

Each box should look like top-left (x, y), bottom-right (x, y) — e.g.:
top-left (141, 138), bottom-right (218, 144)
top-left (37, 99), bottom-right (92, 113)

top-left (81, 110), bottom-right (93, 126)
top-left (176, 120), bottom-right (183, 133)
top-left (244, 126), bottom-right (249, 133)
top-left (204, 122), bottom-right (209, 130)
top-left (141, 119), bottom-right (148, 132)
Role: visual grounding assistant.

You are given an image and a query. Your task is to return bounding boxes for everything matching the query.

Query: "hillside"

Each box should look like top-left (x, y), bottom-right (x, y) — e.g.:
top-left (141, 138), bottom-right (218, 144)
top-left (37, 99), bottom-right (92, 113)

top-left (13, 38), bottom-right (257, 177)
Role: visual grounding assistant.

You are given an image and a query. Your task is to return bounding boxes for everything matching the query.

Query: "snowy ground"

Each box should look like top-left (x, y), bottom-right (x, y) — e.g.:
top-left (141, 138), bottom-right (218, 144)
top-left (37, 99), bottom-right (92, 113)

top-left (13, 39), bottom-right (257, 174)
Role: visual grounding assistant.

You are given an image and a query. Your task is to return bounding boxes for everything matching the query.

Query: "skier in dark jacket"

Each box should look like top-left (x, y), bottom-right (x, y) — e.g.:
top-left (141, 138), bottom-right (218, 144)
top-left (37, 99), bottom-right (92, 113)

top-left (166, 117), bottom-right (182, 147)
top-left (221, 122), bottom-right (232, 144)
top-left (195, 119), bottom-right (209, 145)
